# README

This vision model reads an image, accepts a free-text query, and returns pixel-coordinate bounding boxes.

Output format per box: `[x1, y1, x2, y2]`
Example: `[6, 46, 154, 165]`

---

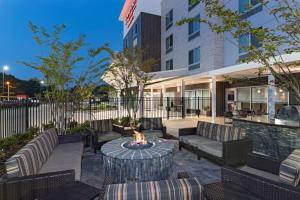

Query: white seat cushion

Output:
[39, 142, 83, 180]
[197, 142, 223, 158]
[180, 135, 223, 158]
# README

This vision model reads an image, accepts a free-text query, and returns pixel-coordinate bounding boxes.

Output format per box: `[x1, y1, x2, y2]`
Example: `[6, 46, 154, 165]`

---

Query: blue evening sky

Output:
[0, 0, 124, 80]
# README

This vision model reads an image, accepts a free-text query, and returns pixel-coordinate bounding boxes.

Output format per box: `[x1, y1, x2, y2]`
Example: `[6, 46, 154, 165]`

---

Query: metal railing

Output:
[0, 97, 211, 139]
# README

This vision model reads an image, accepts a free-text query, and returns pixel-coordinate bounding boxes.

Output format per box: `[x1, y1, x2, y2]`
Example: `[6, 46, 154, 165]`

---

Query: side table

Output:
[42, 181, 99, 200]
[204, 182, 260, 200]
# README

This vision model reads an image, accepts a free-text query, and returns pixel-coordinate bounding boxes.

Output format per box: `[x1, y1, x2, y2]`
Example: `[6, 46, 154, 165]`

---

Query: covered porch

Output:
[146, 53, 300, 120]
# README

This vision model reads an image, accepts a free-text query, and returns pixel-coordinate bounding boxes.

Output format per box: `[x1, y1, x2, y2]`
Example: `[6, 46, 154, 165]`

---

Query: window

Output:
[188, 0, 200, 11]
[237, 87, 251, 111]
[166, 9, 173, 30]
[188, 14, 200, 40]
[166, 59, 173, 70]
[188, 47, 200, 70]
[239, 31, 262, 54]
[133, 23, 138, 38]
[166, 35, 173, 53]
[239, 33, 250, 54]
[239, 0, 259, 13]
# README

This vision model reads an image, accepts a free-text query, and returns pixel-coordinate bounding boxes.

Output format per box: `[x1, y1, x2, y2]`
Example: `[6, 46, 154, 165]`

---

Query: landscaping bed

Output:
[0, 127, 39, 176]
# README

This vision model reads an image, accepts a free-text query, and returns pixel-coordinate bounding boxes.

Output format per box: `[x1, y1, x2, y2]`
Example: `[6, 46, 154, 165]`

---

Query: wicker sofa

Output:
[1, 128, 83, 200]
[179, 121, 252, 166]
[139, 117, 166, 139]
[103, 173, 204, 200]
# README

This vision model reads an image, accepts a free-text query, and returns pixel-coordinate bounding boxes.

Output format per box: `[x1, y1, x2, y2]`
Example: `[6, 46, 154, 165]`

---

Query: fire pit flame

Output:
[122, 130, 153, 150]
[132, 130, 147, 145]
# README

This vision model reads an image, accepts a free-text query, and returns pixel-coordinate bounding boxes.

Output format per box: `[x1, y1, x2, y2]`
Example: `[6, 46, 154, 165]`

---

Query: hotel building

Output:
[119, 0, 162, 73]
[119, 0, 300, 118]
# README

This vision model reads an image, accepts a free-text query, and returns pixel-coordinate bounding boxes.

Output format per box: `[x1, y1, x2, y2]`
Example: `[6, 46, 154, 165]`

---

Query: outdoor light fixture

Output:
[257, 89, 261, 94]
[3, 65, 9, 71]
[2, 65, 9, 96]
[40, 80, 45, 85]
[6, 81, 10, 100]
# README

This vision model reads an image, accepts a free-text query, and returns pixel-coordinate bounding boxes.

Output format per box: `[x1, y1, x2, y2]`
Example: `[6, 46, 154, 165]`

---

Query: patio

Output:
[1, 116, 300, 200]
[81, 140, 221, 189]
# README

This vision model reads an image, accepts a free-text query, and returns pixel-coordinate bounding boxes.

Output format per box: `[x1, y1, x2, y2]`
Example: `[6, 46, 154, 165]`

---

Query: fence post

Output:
[197, 97, 200, 117]
[167, 97, 170, 120]
[89, 97, 92, 121]
[182, 97, 185, 119]
[140, 97, 144, 118]
[25, 99, 29, 131]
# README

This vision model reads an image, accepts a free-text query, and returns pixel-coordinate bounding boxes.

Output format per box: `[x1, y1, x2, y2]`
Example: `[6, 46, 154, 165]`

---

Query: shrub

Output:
[43, 122, 55, 130]
[113, 117, 140, 127]
[68, 121, 78, 128]
[68, 121, 89, 135]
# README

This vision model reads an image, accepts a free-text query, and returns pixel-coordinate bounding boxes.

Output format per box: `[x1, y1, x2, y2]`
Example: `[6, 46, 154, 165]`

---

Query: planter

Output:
[79, 132, 90, 147]
[204, 110, 212, 116]
[113, 124, 135, 137]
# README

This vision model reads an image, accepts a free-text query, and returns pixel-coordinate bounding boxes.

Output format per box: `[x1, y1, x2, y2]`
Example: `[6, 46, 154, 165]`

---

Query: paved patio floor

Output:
[81, 140, 221, 189]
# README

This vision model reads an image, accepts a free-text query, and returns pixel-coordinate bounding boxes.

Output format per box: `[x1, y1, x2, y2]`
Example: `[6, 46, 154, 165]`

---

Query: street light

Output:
[2, 65, 9, 96]
[6, 81, 10, 100]
[40, 80, 45, 96]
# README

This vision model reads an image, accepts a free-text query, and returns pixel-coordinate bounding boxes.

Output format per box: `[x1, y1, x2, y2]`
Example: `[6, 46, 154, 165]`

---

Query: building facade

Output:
[119, 0, 300, 118]
[119, 0, 162, 72]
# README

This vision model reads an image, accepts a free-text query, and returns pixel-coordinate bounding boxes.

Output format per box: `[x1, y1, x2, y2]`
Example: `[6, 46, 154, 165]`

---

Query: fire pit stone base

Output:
[101, 137, 174, 183]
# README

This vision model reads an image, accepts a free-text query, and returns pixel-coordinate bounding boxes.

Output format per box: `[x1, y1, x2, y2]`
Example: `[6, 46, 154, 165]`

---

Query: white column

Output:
[150, 88, 154, 111]
[162, 86, 166, 118]
[162, 85, 166, 97]
[181, 80, 185, 97]
[268, 74, 276, 119]
[211, 76, 217, 122]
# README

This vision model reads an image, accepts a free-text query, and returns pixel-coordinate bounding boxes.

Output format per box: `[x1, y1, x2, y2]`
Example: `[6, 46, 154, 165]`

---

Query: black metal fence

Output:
[0, 97, 211, 139]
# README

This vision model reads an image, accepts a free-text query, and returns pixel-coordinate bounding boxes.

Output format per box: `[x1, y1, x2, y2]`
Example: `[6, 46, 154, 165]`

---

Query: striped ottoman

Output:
[104, 177, 204, 200]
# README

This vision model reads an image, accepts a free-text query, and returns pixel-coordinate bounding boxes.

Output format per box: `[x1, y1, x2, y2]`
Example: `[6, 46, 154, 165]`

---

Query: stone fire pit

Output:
[101, 137, 174, 183]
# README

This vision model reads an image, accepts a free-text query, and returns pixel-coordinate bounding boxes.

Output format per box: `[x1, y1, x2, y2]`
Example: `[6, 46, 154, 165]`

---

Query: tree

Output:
[178, 0, 300, 103]
[21, 22, 110, 132]
[104, 48, 155, 128]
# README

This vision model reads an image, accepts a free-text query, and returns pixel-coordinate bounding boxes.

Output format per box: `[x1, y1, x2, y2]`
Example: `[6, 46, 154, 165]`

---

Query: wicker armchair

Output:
[221, 167, 300, 200]
[89, 119, 122, 153]
[139, 117, 166, 139]
[0, 170, 75, 200]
